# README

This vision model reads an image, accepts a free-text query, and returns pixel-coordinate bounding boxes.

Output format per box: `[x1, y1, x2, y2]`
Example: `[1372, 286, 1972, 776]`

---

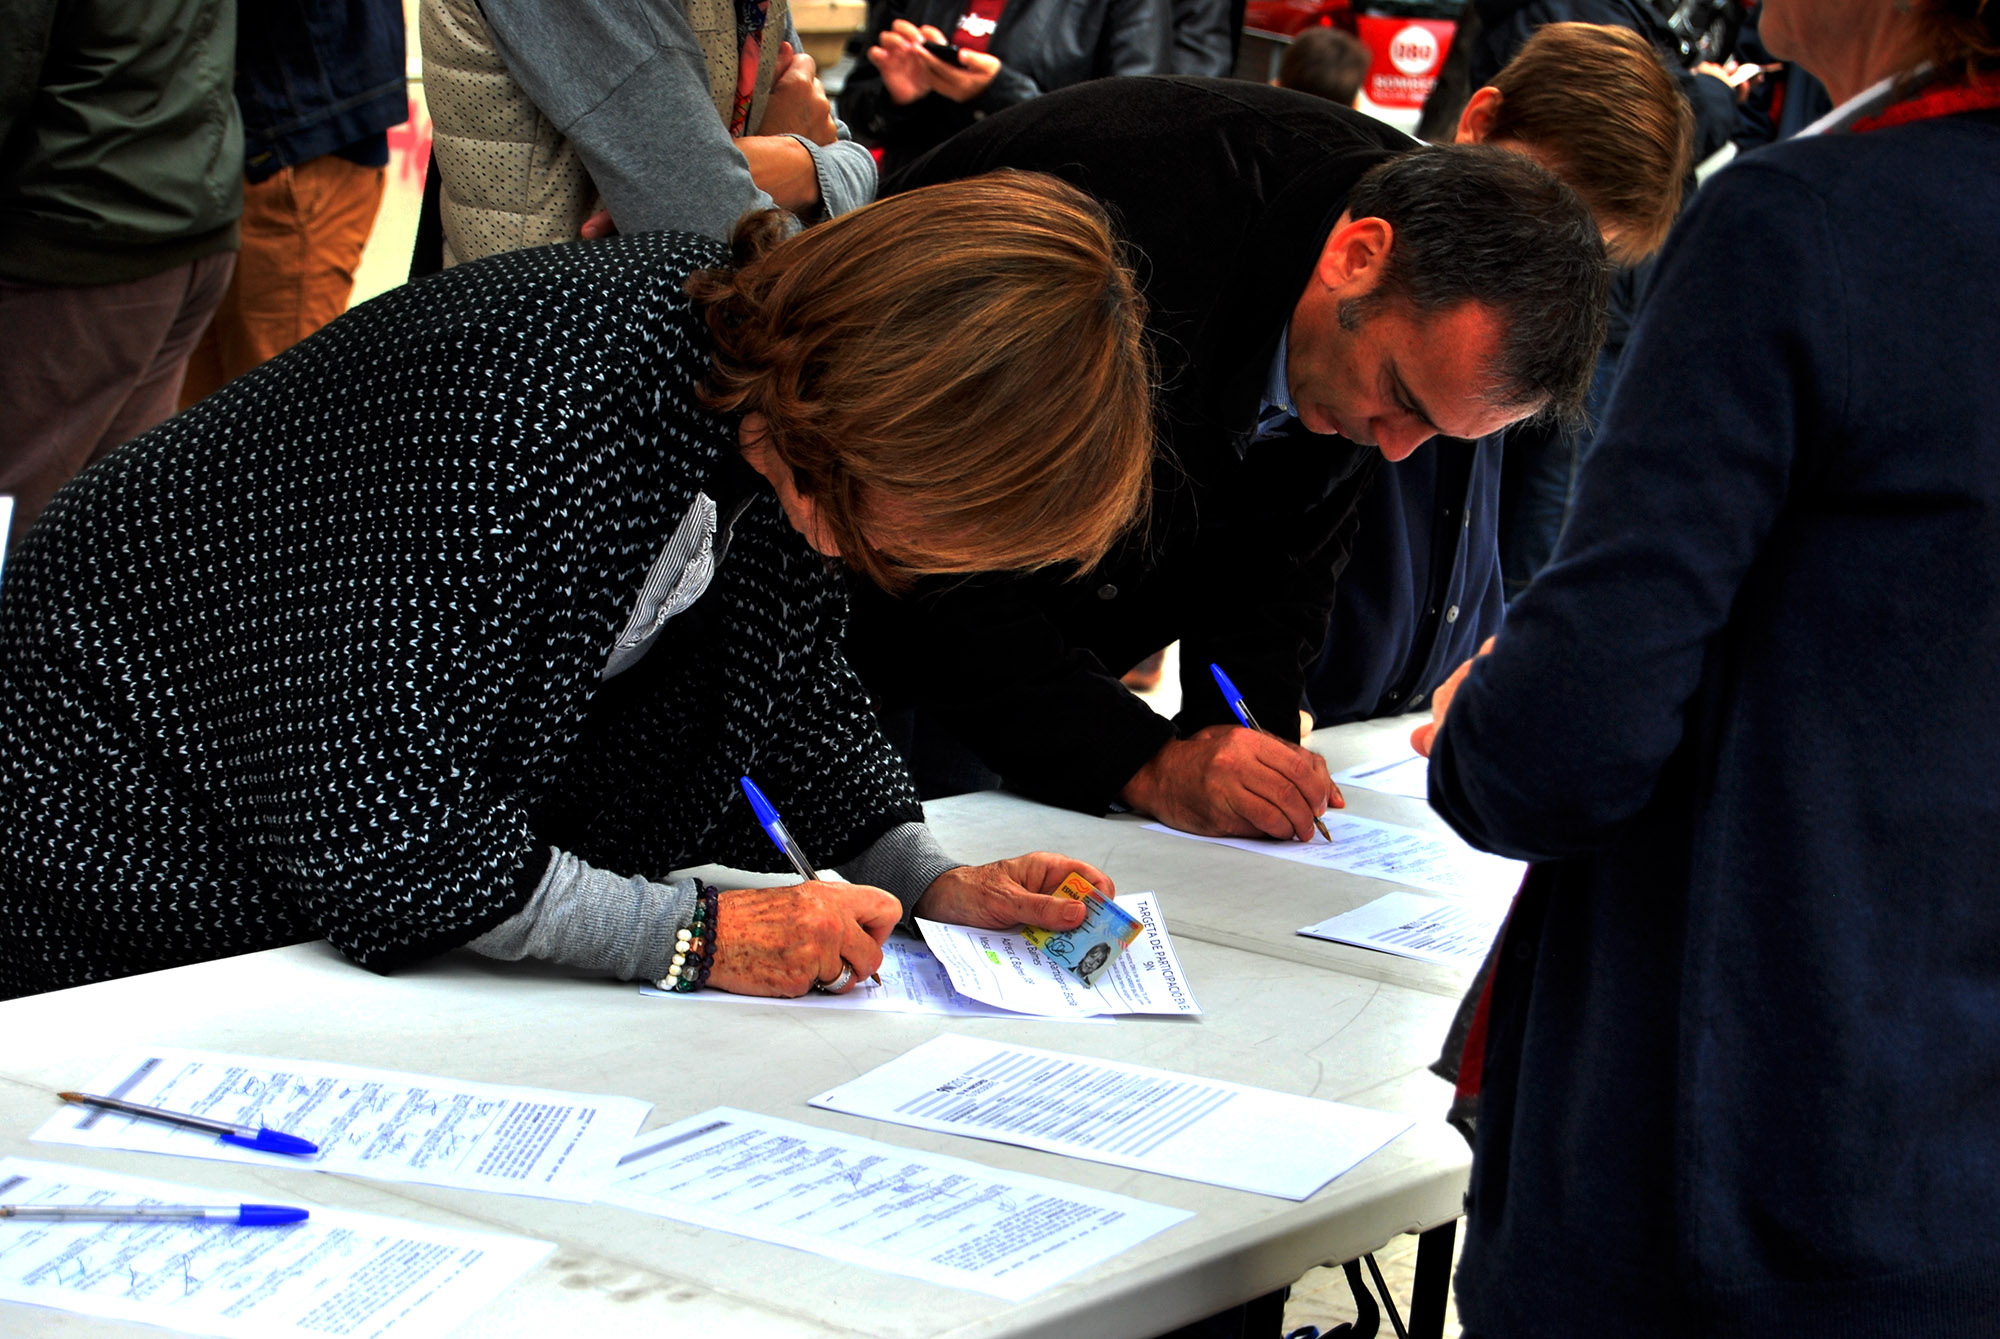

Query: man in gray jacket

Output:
[421, 0, 876, 264]
[0, 0, 242, 545]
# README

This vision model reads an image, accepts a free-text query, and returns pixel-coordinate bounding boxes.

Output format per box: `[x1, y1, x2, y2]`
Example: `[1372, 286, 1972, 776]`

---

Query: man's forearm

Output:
[738, 135, 820, 213]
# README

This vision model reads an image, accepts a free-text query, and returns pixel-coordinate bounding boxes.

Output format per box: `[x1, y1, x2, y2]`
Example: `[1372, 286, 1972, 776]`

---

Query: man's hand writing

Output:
[1121, 724, 1340, 841]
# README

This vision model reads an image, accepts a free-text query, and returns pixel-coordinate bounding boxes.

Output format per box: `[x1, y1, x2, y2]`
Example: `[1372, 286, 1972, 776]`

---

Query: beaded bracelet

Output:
[660, 882, 719, 992]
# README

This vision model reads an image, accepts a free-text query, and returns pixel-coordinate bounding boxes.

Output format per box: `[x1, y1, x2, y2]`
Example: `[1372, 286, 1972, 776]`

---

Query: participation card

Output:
[1021, 872, 1142, 987]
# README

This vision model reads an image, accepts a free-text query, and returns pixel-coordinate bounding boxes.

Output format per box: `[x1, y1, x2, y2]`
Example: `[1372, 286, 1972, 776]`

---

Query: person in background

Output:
[847, 77, 1608, 844]
[1413, 0, 2000, 1330]
[1169, 0, 1237, 76]
[1461, 0, 1739, 598]
[1305, 22, 1691, 729]
[837, 0, 1171, 174]
[417, 0, 875, 268]
[0, 174, 1152, 1002]
[0, 0, 239, 547]
[178, 0, 409, 408]
[1276, 26, 1371, 107]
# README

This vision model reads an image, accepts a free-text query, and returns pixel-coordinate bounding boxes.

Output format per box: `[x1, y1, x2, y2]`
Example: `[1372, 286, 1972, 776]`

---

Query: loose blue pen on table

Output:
[1208, 662, 1334, 842]
[1, 1202, 310, 1226]
[58, 1091, 319, 1157]
[739, 775, 882, 985]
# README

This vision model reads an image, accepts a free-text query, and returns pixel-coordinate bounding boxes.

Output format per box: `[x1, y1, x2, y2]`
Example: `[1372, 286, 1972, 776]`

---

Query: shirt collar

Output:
[1261, 328, 1294, 420]
[1797, 65, 1930, 137]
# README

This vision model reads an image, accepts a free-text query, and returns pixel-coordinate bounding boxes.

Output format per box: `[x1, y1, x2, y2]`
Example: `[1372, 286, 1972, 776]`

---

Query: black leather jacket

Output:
[837, 0, 1171, 172]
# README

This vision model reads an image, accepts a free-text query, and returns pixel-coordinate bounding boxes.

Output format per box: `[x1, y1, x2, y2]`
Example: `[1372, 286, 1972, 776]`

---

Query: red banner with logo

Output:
[1356, 15, 1456, 109]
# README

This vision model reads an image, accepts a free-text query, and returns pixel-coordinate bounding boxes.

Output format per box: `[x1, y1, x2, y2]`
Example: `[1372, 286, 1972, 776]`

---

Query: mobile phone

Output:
[922, 39, 967, 67]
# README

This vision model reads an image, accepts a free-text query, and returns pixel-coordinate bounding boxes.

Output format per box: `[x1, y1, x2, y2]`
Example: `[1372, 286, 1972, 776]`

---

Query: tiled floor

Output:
[1283, 1228, 1464, 1338]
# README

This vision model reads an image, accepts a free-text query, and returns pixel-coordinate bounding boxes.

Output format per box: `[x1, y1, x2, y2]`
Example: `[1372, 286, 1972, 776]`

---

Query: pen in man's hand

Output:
[1208, 663, 1335, 841]
[58, 1092, 319, 1157]
[1, 1202, 310, 1226]
[739, 776, 882, 984]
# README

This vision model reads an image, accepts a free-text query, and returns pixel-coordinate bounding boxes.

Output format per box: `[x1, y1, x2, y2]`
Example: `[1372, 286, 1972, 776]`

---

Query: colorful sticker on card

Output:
[1021, 873, 1143, 987]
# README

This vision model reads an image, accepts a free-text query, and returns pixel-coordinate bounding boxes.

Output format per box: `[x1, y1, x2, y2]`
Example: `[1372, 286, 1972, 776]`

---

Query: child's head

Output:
[1277, 27, 1373, 107]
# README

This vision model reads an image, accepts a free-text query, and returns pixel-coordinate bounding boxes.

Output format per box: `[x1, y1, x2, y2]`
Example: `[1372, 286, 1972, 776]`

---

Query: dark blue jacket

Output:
[1304, 435, 1504, 725]
[1432, 108, 2000, 1336]
[236, 0, 407, 181]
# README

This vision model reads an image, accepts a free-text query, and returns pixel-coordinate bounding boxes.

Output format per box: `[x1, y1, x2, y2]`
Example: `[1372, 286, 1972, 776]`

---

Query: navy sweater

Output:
[1305, 435, 1504, 726]
[1431, 110, 2000, 1334]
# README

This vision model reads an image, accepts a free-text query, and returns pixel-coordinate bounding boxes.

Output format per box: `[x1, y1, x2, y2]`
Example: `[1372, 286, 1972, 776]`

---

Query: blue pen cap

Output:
[739, 775, 782, 832]
[235, 1204, 311, 1226]
[1208, 663, 1251, 723]
[220, 1128, 320, 1158]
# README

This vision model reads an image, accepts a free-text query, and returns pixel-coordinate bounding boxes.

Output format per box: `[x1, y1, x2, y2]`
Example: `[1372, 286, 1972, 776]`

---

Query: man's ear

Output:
[1313, 214, 1394, 298]
[1455, 85, 1504, 145]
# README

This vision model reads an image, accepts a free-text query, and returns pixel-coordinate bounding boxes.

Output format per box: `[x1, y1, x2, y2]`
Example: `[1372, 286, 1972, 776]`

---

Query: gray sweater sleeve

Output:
[469, 848, 697, 982]
[480, 0, 875, 240]
[838, 821, 962, 922]
[471, 823, 956, 979]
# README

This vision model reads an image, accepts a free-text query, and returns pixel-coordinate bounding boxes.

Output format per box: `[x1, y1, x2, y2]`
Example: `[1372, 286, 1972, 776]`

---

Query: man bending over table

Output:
[844, 76, 1609, 843]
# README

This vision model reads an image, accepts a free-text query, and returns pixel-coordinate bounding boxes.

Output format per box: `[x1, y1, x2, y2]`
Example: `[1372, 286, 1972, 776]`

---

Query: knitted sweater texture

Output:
[0, 230, 922, 999]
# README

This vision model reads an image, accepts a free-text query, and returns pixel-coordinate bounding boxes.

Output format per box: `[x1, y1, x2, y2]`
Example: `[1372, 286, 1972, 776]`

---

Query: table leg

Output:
[1407, 1221, 1458, 1339]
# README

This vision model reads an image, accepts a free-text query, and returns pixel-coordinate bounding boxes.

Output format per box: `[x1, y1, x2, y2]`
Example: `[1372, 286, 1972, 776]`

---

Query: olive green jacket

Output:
[0, 0, 241, 284]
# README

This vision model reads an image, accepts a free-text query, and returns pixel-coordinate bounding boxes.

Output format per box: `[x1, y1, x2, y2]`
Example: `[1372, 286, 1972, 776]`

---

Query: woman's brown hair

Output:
[1916, 0, 2000, 75]
[686, 172, 1154, 593]
[1487, 23, 1694, 265]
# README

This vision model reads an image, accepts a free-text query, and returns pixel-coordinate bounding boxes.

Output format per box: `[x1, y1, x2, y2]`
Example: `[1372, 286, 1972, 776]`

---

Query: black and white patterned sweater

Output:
[0, 231, 924, 999]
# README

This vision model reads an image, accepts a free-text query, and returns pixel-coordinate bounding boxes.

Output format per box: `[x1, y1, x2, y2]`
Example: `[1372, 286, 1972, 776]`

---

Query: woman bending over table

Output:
[0, 173, 1152, 1002]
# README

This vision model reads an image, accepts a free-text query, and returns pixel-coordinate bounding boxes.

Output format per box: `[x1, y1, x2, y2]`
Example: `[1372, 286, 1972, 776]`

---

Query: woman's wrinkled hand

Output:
[1411, 636, 1497, 758]
[708, 881, 900, 996]
[912, 853, 1116, 932]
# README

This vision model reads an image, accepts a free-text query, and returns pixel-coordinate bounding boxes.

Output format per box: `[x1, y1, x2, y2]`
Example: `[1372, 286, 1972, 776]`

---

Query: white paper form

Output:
[810, 1034, 1412, 1200]
[637, 937, 1107, 1022]
[34, 1049, 650, 1202]
[916, 891, 1199, 1019]
[1142, 813, 1525, 899]
[0, 1157, 550, 1339]
[603, 1107, 1190, 1299]
[1299, 891, 1507, 967]
[1332, 752, 1431, 801]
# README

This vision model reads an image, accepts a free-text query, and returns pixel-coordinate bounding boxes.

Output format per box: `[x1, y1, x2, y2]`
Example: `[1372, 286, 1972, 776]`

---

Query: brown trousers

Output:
[0, 250, 235, 547]
[180, 155, 388, 407]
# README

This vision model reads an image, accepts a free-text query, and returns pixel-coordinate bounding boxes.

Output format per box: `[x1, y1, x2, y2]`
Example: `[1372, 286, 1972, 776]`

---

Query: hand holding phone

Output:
[922, 38, 966, 67]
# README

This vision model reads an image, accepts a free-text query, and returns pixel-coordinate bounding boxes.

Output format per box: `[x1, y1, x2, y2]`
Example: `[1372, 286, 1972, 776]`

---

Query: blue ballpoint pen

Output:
[739, 776, 881, 984]
[1208, 662, 1334, 842]
[59, 1091, 319, 1158]
[1, 1202, 311, 1226]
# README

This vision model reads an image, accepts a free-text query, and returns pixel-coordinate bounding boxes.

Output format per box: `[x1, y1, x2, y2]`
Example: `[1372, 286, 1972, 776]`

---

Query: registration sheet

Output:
[34, 1049, 650, 1202]
[1300, 891, 1508, 967]
[603, 1107, 1189, 1298]
[1143, 813, 1524, 899]
[638, 937, 1107, 1021]
[810, 1035, 1412, 1200]
[1332, 752, 1431, 801]
[0, 1157, 550, 1339]
[916, 892, 1199, 1019]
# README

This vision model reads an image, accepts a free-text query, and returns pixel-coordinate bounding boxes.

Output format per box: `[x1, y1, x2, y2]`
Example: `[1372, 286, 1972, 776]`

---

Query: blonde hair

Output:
[1487, 22, 1694, 264]
[686, 172, 1154, 593]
